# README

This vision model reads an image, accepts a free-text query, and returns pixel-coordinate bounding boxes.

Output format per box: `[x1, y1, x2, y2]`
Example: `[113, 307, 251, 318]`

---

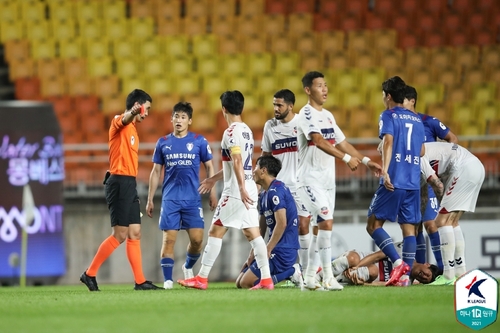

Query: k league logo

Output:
[455, 269, 498, 330]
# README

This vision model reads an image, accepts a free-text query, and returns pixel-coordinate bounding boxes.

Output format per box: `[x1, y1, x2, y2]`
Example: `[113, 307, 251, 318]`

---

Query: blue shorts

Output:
[367, 186, 421, 224]
[158, 200, 205, 230]
[422, 184, 439, 222]
[247, 247, 297, 281]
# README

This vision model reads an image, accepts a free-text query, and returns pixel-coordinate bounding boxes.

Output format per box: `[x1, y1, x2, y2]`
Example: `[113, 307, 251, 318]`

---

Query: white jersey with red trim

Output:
[261, 115, 300, 192]
[296, 104, 346, 190]
[220, 122, 258, 201]
[424, 142, 477, 176]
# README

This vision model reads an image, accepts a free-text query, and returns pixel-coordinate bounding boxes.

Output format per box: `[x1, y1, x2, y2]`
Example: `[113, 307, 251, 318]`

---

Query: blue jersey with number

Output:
[153, 132, 212, 201]
[379, 106, 425, 190]
[258, 179, 299, 250]
[418, 113, 450, 142]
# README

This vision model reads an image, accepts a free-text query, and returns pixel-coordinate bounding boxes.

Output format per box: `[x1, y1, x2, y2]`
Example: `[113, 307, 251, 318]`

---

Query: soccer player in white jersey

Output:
[296, 71, 382, 291]
[178, 90, 274, 290]
[420, 142, 485, 285]
[261, 89, 315, 276]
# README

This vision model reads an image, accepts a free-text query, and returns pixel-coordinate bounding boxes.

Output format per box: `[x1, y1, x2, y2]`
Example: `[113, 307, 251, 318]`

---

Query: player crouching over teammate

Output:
[236, 155, 302, 289]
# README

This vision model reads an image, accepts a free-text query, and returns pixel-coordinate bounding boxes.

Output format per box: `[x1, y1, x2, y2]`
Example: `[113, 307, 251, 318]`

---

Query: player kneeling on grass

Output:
[236, 155, 302, 289]
[328, 243, 442, 286]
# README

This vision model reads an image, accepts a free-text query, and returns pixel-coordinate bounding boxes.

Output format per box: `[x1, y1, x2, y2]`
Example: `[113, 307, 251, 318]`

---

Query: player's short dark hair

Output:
[126, 89, 152, 110]
[405, 85, 418, 108]
[274, 89, 295, 105]
[173, 102, 193, 119]
[428, 264, 443, 284]
[256, 155, 282, 177]
[382, 76, 406, 104]
[220, 90, 244, 115]
[302, 71, 324, 88]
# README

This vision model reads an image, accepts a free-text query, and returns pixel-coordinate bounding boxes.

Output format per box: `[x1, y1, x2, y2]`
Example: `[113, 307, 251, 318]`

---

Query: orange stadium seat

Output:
[154, 0, 182, 20]
[210, 15, 235, 36]
[289, 0, 315, 14]
[261, 14, 286, 36]
[432, 66, 460, 88]
[212, 0, 236, 17]
[218, 34, 240, 55]
[376, 48, 403, 72]
[130, 0, 154, 19]
[288, 13, 313, 35]
[364, 12, 386, 30]
[63, 58, 87, 79]
[242, 34, 267, 53]
[397, 30, 419, 49]
[8, 58, 36, 82]
[41, 77, 67, 98]
[73, 95, 100, 115]
[294, 31, 317, 55]
[429, 46, 455, 70]
[464, 65, 486, 85]
[405, 47, 430, 68]
[157, 16, 183, 36]
[68, 76, 93, 96]
[350, 49, 377, 69]
[327, 50, 350, 69]
[185, 0, 210, 18]
[93, 75, 120, 98]
[314, 13, 337, 32]
[426, 102, 451, 123]
[101, 94, 126, 115]
[236, 14, 261, 36]
[14, 77, 41, 100]
[347, 30, 373, 52]
[3, 39, 30, 63]
[152, 93, 180, 113]
[454, 45, 480, 69]
[301, 52, 324, 72]
[45, 95, 73, 119]
[319, 30, 345, 54]
[269, 32, 293, 53]
[37, 58, 63, 79]
[183, 16, 208, 36]
[446, 84, 469, 103]
[422, 30, 445, 48]
[240, 0, 264, 17]
[481, 45, 500, 68]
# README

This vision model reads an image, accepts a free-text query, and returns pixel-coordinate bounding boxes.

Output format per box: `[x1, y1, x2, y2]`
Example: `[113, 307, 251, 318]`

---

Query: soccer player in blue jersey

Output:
[236, 155, 301, 288]
[404, 85, 458, 271]
[146, 102, 217, 289]
[366, 76, 426, 287]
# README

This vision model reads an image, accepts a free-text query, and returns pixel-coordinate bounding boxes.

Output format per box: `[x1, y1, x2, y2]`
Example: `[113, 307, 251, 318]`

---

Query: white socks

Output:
[454, 226, 466, 277]
[298, 234, 310, 271]
[317, 230, 333, 280]
[332, 256, 349, 276]
[438, 226, 456, 280]
[199, 237, 222, 278]
[250, 236, 271, 280]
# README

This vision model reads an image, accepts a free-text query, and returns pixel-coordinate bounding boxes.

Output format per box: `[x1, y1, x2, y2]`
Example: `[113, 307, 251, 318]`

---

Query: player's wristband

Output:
[362, 157, 371, 165]
[342, 153, 351, 163]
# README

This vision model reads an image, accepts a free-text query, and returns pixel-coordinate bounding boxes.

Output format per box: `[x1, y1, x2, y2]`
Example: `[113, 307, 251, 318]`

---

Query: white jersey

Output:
[261, 115, 300, 191]
[423, 142, 478, 177]
[296, 104, 346, 190]
[221, 122, 258, 201]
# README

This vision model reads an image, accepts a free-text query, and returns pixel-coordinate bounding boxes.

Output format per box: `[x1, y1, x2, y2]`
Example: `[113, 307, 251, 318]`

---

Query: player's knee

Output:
[190, 239, 203, 251]
[346, 252, 360, 267]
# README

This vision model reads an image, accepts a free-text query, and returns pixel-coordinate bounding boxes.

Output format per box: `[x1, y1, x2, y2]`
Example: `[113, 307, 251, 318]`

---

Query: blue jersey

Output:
[258, 180, 299, 250]
[379, 106, 425, 190]
[152, 132, 212, 201]
[418, 113, 450, 142]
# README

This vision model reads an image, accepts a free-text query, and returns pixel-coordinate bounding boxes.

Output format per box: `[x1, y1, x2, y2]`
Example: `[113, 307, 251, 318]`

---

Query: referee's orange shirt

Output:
[108, 114, 139, 177]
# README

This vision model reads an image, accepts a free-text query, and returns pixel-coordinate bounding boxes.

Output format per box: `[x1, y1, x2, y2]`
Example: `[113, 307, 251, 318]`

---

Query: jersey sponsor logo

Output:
[271, 137, 298, 154]
[321, 128, 336, 144]
[186, 143, 193, 151]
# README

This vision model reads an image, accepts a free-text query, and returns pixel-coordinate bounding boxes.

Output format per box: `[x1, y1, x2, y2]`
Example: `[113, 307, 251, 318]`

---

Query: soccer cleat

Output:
[428, 275, 456, 286]
[301, 276, 325, 291]
[163, 280, 174, 289]
[178, 276, 208, 290]
[322, 276, 344, 291]
[134, 280, 162, 290]
[289, 263, 303, 287]
[182, 265, 194, 280]
[249, 281, 274, 290]
[395, 277, 410, 287]
[385, 262, 410, 286]
[80, 271, 100, 291]
[280, 280, 297, 288]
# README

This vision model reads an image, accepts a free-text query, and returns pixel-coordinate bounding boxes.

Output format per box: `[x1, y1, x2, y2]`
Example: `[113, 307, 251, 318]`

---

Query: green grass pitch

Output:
[1, 282, 499, 333]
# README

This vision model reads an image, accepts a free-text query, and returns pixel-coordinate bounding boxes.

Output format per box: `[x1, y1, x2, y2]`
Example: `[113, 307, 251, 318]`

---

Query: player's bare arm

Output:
[444, 130, 458, 144]
[198, 169, 223, 194]
[266, 208, 287, 257]
[203, 160, 218, 211]
[336, 140, 382, 176]
[232, 152, 254, 209]
[146, 163, 162, 218]
[381, 134, 394, 191]
[352, 251, 386, 269]
[309, 132, 360, 171]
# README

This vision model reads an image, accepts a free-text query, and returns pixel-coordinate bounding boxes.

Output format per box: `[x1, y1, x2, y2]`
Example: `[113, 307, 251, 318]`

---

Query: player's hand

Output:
[344, 268, 365, 285]
[198, 177, 216, 194]
[368, 161, 383, 177]
[347, 157, 360, 171]
[146, 201, 154, 218]
[129, 102, 142, 116]
[382, 172, 394, 191]
[209, 191, 217, 211]
[239, 187, 254, 209]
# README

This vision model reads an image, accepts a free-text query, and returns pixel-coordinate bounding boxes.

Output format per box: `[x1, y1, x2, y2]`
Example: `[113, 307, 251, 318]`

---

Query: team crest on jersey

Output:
[293, 126, 297, 135]
[186, 142, 194, 151]
[328, 117, 332, 124]
[320, 206, 329, 215]
[392, 113, 398, 119]
[131, 135, 135, 145]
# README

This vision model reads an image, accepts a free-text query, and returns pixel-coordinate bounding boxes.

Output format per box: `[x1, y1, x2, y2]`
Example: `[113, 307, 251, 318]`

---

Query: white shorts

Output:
[211, 195, 259, 229]
[440, 158, 485, 213]
[291, 191, 311, 218]
[297, 186, 336, 226]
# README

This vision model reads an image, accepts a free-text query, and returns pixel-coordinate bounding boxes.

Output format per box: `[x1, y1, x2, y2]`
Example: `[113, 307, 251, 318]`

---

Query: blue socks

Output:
[371, 228, 400, 263]
[415, 231, 426, 263]
[185, 253, 201, 269]
[160, 257, 174, 282]
[428, 231, 443, 270]
[402, 236, 416, 272]
[272, 266, 296, 285]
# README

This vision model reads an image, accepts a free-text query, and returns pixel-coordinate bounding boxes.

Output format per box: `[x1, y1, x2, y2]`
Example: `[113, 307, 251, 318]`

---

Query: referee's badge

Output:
[131, 135, 135, 146]
[186, 143, 193, 151]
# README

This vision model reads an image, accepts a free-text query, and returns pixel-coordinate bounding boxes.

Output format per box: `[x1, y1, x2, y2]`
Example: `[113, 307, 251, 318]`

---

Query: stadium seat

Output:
[327, 50, 350, 69]
[79, 20, 103, 40]
[85, 38, 111, 59]
[255, 73, 280, 96]
[376, 48, 403, 73]
[8, 58, 36, 82]
[138, 37, 163, 60]
[396, 30, 419, 49]
[288, 13, 313, 35]
[451, 101, 477, 123]
[269, 32, 292, 53]
[236, 14, 261, 36]
[447, 29, 469, 47]
[210, 15, 235, 36]
[226, 74, 253, 96]
[330, 68, 360, 90]
[481, 45, 500, 68]
[102, 0, 126, 20]
[464, 65, 485, 85]
[340, 87, 367, 108]
[211, 0, 236, 17]
[274, 52, 300, 74]
[220, 53, 247, 75]
[313, 13, 337, 32]
[422, 30, 446, 48]
[116, 58, 141, 79]
[100, 94, 125, 115]
[41, 77, 67, 97]
[319, 30, 345, 54]
[192, 34, 218, 57]
[121, 77, 148, 96]
[196, 55, 220, 77]
[3, 39, 30, 63]
[351, 50, 377, 69]
[93, 75, 120, 98]
[339, 13, 362, 32]
[364, 12, 386, 30]
[73, 95, 100, 115]
[347, 30, 373, 53]
[152, 93, 180, 113]
[414, 83, 445, 108]
[446, 84, 469, 103]
[189, 110, 216, 135]
[75, 1, 102, 22]
[48, 0, 75, 21]
[157, 16, 183, 36]
[242, 34, 267, 53]
[360, 67, 386, 90]
[25, 20, 50, 41]
[293, 31, 317, 55]
[148, 77, 174, 98]
[31, 39, 57, 59]
[164, 35, 190, 57]
[432, 65, 460, 88]
[427, 102, 451, 123]
[429, 46, 454, 70]
[183, 16, 208, 36]
[185, 0, 210, 18]
[58, 38, 84, 58]
[168, 56, 195, 76]
[51, 20, 76, 41]
[173, 74, 201, 95]
[470, 82, 497, 102]
[87, 57, 113, 77]
[45, 95, 73, 118]
[105, 19, 129, 40]
[0, 1, 20, 22]
[372, 29, 397, 51]
[14, 77, 41, 100]
[261, 14, 286, 36]
[154, 0, 182, 20]
[454, 45, 480, 70]
[182, 92, 209, 113]
[248, 53, 273, 76]
[301, 52, 324, 72]
[240, 0, 264, 16]
[130, 0, 154, 19]
[405, 47, 430, 68]
[36, 58, 63, 79]
[0, 21, 25, 42]
[476, 100, 500, 124]
[62, 58, 86, 79]
[68, 76, 93, 96]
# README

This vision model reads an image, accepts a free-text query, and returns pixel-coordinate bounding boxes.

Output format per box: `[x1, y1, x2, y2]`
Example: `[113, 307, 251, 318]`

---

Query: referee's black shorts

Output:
[104, 174, 141, 227]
